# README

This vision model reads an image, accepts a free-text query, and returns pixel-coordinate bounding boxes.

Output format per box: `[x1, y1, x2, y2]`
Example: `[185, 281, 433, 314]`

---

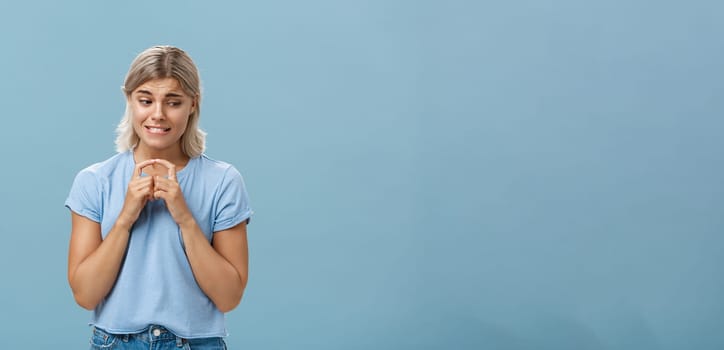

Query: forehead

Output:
[133, 78, 186, 95]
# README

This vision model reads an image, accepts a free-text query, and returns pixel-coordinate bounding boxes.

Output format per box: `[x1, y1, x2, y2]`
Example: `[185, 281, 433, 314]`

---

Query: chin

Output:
[140, 139, 181, 151]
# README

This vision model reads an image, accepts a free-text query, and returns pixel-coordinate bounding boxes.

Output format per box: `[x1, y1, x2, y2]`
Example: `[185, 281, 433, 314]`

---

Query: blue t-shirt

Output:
[65, 151, 252, 338]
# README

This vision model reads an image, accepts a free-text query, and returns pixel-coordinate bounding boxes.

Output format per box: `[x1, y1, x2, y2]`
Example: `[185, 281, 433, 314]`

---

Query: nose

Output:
[151, 103, 165, 120]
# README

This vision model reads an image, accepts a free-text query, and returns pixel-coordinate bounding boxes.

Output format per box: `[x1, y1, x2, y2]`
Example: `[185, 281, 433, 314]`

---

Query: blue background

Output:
[1, 1, 723, 349]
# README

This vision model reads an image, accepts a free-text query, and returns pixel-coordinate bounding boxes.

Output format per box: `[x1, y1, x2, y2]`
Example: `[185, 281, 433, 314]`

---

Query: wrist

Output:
[177, 213, 198, 231]
[114, 214, 134, 232]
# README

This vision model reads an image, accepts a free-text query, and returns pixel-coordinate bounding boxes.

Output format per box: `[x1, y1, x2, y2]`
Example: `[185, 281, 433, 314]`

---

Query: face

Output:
[129, 77, 196, 155]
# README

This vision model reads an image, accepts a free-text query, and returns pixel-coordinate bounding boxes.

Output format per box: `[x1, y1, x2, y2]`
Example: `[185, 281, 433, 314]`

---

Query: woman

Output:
[66, 45, 252, 349]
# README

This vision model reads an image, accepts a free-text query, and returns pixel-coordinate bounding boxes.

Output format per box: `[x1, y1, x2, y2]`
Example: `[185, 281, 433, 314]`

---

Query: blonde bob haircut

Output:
[115, 45, 206, 158]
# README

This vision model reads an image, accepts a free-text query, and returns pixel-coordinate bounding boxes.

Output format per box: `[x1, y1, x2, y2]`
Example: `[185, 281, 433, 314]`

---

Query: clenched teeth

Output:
[146, 126, 171, 133]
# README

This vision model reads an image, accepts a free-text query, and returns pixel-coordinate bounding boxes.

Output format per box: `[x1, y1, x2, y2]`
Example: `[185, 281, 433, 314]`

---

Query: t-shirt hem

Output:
[89, 323, 228, 339]
[65, 204, 100, 223]
[214, 209, 254, 232]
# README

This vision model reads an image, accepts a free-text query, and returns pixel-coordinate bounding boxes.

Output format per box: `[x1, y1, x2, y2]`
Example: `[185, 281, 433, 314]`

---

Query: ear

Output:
[189, 94, 199, 115]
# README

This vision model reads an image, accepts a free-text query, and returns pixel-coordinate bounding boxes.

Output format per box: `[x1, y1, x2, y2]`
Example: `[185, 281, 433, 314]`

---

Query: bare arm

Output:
[67, 159, 156, 310]
[179, 220, 249, 312]
[67, 213, 132, 310]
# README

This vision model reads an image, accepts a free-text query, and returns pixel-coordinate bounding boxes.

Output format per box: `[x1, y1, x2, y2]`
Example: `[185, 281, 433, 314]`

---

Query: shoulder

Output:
[194, 154, 243, 178]
[73, 151, 131, 182]
[189, 154, 249, 193]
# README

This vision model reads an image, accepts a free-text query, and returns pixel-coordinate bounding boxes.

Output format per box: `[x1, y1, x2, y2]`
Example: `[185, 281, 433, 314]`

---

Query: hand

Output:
[118, 159, 157, 228]
[152, 159, 193, 225]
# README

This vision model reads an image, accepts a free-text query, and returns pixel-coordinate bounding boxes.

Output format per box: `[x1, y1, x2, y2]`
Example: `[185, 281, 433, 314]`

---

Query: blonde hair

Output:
[115, 45, 206, 157]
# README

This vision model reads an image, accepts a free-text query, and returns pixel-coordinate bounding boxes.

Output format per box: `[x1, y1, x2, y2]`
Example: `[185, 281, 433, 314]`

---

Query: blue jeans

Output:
[89, 325, 227, 350]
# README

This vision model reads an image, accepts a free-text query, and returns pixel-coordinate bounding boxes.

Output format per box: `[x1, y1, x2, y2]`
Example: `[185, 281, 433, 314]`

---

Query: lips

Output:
[145, 126, 171, 134]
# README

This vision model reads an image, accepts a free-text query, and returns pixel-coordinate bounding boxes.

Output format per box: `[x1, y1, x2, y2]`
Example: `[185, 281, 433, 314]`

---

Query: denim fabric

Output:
[89, 326, 226, 350]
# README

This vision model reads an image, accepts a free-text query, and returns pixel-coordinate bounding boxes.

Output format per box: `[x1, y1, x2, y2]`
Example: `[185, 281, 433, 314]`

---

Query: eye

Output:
[167, 101, 183, 107]
[138, 99, 152, 106]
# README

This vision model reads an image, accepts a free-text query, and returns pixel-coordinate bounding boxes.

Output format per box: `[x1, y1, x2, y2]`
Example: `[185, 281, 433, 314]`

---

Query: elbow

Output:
[217, 302, 238, 313]
[216, 288, 245, 313]
[69, 274, 100, 310]
[72, 290, 100, 311]
[75, 297, 98, 311]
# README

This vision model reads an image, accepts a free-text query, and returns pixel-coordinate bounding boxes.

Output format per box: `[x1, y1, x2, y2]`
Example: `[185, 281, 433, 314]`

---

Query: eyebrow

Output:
[135, 89, 185, 98]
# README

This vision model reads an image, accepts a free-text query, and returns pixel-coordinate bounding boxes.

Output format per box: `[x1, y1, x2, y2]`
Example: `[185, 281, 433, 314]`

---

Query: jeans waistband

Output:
[94, 325, 187, 346]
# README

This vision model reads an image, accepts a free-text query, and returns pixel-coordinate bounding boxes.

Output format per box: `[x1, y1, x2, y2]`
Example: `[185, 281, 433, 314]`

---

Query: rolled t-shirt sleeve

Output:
[65, 169, 102, 223]
[213, 167, 253, 232]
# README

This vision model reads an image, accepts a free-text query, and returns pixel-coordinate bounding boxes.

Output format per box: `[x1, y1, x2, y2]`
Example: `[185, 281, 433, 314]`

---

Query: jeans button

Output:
[153, 328, 161, 337]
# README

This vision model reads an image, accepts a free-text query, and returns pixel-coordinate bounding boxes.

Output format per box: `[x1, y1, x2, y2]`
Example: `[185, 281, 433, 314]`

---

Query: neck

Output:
[133, 143, 189, 166]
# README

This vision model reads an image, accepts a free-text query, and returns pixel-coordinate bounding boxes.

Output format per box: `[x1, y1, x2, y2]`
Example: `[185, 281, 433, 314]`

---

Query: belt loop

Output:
[176, 335, 184, 347]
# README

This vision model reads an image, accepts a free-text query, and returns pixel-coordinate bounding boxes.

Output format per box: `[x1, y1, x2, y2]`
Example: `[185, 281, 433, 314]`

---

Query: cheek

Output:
[129, 108, 149, 134]
[173, 112, 192, 131]
[130, 105, 146, 123]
